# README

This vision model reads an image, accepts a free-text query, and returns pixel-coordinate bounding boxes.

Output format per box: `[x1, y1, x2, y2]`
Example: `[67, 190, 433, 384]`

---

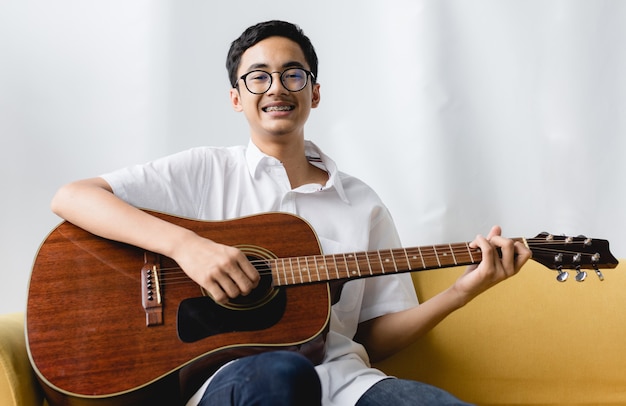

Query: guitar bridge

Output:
[141, 251, 163, 326]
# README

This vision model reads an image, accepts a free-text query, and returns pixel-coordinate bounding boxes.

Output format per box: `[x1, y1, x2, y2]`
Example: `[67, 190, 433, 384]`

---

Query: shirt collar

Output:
[245, 139, 350, 204]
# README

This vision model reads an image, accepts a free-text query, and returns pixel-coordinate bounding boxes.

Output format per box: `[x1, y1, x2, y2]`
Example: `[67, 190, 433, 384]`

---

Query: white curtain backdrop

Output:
[1, 0, 625, 314]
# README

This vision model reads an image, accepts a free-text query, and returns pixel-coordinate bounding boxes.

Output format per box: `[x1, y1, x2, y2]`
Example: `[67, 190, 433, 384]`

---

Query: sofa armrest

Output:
[0, 312, 45, 406]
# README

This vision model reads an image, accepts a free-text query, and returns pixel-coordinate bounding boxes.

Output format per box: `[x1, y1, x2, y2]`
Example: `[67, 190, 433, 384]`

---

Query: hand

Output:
[453, 225, 531, 305]
[172, 232, 260, 304]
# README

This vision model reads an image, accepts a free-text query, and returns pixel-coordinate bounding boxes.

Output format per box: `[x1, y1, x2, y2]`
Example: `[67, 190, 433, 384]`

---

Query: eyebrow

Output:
[245, 61, 306, 72]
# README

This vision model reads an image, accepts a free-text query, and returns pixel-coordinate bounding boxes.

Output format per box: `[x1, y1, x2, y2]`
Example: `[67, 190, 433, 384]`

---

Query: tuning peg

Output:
[575, 266, 587, 282]
[555, 265, 569, 282]
[570, 253, 587, 282]
[553, 253, 568, 282]
[591, 253, 605, 281]
[593, 265, 605, 281]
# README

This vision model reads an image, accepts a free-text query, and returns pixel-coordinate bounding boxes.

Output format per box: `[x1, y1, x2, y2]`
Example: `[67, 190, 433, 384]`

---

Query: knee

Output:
[261, 351, 321, 403]
[264, 351, 318, 382]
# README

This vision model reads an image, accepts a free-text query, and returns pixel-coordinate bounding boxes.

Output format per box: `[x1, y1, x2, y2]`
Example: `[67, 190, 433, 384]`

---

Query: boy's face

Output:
[230, 36, 320, 143]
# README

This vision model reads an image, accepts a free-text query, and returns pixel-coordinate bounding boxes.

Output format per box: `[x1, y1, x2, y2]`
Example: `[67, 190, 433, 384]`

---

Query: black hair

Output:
[226, 20, 318, 88]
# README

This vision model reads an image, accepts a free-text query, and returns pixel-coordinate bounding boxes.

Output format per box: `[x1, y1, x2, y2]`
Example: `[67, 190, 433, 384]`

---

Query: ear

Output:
[311, 83, 321, 108]
[230, 88, 244, 112]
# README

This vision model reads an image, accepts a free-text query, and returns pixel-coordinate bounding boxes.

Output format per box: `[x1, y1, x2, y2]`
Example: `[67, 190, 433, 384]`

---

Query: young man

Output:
[51, 20, 530, 405]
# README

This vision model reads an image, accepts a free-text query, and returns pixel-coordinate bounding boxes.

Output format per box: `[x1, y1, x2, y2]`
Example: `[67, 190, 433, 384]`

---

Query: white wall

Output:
[1, 0, 625, 315]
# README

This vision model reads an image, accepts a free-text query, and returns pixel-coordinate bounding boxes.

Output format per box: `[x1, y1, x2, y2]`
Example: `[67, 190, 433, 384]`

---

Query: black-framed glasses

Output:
[236, 68, 315, 95]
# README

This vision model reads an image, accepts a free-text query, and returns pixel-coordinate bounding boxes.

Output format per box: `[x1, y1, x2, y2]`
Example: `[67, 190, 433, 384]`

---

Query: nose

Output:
[266, 71, 288, 95]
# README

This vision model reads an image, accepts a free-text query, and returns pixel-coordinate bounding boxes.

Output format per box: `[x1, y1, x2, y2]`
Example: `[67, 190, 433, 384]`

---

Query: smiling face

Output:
[229, 36, 320, 146]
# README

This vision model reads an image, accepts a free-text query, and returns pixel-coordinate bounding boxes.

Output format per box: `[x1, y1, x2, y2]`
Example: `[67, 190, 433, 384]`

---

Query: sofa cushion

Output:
[375, 259, 626, 405]
[0, 312, 44, 406]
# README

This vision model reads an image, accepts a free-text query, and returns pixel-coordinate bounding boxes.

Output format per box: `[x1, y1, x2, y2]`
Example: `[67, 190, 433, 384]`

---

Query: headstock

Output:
[528, 233, 619, 282]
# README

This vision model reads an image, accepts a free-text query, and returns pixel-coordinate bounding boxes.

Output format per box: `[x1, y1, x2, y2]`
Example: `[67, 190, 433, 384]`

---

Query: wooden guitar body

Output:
[26, 212, 330, 405]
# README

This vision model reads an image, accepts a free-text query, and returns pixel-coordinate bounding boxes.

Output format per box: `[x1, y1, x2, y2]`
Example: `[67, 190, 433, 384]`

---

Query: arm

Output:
[51, 177, 259, 303]
[354, 226, 532, 363]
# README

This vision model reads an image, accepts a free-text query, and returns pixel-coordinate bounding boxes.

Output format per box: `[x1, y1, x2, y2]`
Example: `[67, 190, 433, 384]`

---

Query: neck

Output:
[252, 135, 328, 189]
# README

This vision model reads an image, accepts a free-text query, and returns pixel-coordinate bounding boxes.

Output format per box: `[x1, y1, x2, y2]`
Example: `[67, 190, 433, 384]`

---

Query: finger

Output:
[513, 240, 532, 269]
[486, 225, 502, 240]
[469, 233, 485, 250]
[490, 235, 516, 276]
[228, 258, 260, 296]
[204, 276, 238, 304]
[472, 234, 496, 264]
[237, 253, 261, 287]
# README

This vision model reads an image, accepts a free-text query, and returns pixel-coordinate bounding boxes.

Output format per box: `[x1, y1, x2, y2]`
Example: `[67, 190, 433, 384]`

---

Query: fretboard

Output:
[269, 240, 516, 287]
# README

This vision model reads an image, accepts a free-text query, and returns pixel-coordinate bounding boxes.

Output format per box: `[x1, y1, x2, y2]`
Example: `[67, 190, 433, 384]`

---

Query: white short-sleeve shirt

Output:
[101, 140, 418, 406]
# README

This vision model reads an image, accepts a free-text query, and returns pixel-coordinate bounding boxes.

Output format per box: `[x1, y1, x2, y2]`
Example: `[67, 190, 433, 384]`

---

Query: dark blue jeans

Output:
[356, 377, 473, 405]
[198, 351, 472, 405]
[198, 351, 321, 406]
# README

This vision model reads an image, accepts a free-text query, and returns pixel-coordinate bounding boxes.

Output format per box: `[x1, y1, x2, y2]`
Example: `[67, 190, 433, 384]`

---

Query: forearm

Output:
[355, 285, 467, 363]
[50, 177, 195, 258]
[51, 177, 260, 303]
[357, 229, 531, 363]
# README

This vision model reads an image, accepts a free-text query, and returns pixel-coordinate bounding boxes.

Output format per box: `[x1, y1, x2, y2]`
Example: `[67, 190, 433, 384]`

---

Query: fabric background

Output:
[1, 0, 624, 313]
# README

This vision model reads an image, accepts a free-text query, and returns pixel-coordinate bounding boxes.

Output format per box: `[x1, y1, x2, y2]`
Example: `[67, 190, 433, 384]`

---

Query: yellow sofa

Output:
[3, 259, 625, 406]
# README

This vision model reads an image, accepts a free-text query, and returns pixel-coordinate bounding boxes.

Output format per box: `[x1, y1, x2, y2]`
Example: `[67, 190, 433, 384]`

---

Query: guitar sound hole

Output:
[222, 257, 278, 310]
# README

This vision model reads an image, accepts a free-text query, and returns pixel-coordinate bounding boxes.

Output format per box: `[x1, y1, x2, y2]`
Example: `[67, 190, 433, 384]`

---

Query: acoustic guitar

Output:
[26, 211, 618, 405]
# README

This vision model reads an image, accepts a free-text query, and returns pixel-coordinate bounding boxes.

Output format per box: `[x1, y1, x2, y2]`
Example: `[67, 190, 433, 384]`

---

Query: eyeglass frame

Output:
[235, 67, 316, 95]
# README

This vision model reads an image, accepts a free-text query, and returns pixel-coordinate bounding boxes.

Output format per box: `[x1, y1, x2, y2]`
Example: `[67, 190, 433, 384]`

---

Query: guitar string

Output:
[157, 240, 599, 274]
[150, 242, 603, 287]
[153, 242, 600, 275]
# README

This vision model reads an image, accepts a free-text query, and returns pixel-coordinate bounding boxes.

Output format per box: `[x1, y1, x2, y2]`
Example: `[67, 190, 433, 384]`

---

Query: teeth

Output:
[264, 105, 293, 112]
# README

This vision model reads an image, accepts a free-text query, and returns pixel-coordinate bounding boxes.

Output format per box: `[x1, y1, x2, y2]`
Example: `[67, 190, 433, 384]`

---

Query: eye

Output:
[248, 71, 270, 82]
[284, 69, 305, 80]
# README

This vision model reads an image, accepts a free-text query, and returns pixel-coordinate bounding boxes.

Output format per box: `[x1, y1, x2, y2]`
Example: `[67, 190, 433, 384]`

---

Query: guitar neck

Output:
[270, 238, 524, 287]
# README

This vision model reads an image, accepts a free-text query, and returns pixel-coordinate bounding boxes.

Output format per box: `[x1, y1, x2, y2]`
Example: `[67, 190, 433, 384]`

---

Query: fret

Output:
[377, 251, 386, 274]
[402, 248, 413, 271]
[433, 244, 458, 267]
[343, 253, 359, 278]
[352, 253, 362, 277]
[296, 256, 304, 284]
[331, 254, 340, 279]
[312, 256, 321, 282]
[389, 249, 399, 272]
[288, 257, 296, 284]
[467, 243, 476, 263]
[284, 258, 291, 284]
[271, 259, 279, 286]
[465, 242, 476, 264]
[396, 248, 412, 271]
[449, 243, 458, 265]
[417, 246, 426, 268]
[364, 251, 386, 276]
[278, 258, 285, 285]
[339, 254, 347, 278]
[459, 242, 480, 265]
[404, 248, 425, 270]
[378, 250, 398, 274]
[304, 256, 312, 283]
[418, 245, 436, 268]
[432, 245, 442, 267]
[362, 252, 374, 276]
[322, 255, 332, 280]
[275, 258, 283, 285]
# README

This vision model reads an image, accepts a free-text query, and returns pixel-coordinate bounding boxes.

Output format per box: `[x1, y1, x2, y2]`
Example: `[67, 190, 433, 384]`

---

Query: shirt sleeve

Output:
[100, 148, 208, 218]
[358, 205, 419, 323]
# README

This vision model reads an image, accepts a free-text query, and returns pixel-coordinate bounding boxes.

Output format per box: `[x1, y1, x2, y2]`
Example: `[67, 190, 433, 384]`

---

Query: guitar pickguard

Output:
[177, 289, 286, 343]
